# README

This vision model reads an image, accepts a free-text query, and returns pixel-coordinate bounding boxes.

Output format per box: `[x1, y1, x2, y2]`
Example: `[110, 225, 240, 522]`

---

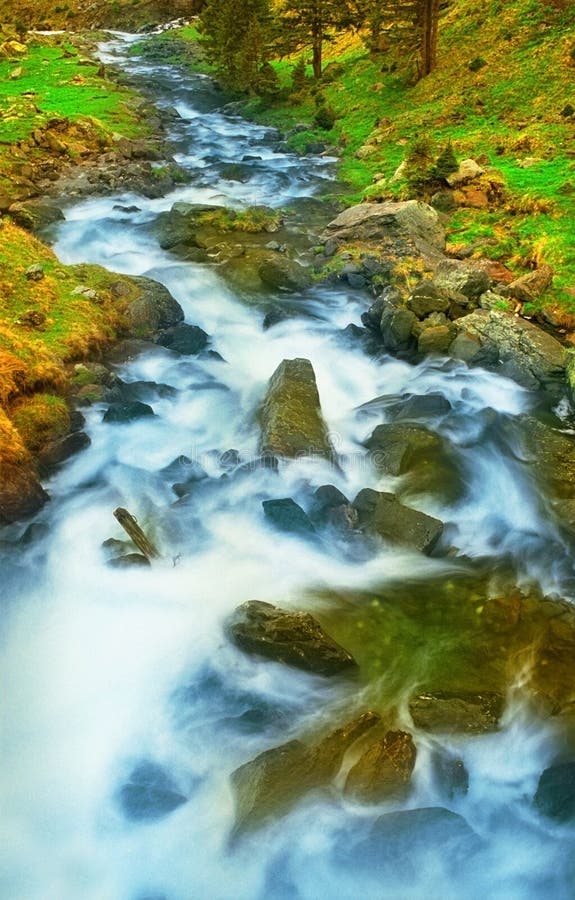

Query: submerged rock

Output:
[231, 712, 379, 832]
[353, 488, 444, 554]
[409, 690, 504, 734]
[103, 401, 155, 424]
[259, 358, 334, 461]
[534, 761, 575, 823]
[227, 600, 357, 676]
[117, 761, 189, 821]
[345, 730, 417, 802]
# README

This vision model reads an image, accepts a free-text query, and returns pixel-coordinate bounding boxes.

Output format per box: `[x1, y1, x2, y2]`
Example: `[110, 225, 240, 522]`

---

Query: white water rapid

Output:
[2, 33, 575, 900]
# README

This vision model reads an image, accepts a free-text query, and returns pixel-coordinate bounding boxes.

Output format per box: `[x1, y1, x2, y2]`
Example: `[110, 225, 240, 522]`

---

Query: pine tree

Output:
[279, 0, 356, 79]
[198, 0, 275, 93]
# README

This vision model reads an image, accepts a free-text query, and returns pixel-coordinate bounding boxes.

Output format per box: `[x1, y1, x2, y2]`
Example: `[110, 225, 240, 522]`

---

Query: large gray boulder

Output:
[228, 600, 357, 675]
[124, 275, 184, 335]
[449, 308, 568, 394]
[259, 358, 334, 460]
[353, 488, 444, 554]
[321, 200, 445, 259]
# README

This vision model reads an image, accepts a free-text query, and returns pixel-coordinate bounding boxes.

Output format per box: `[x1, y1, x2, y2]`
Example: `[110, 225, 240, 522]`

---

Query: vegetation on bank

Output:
[146, 1, 575, 313]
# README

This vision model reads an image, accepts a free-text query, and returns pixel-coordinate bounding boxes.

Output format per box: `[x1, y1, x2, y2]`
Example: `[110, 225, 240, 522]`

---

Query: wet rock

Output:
[520, 416, 575, 498]
[38, 431, 90, 471]
[259, 358, 334, 461]
[228, 600, 358, 676]
[124, 276, 184, 335]
[449, 309, 567, 394]
[392, 392, 452, 420]
[343, 807, 481, 875]
[104, 379, 177, 404]
[309, 484, 350, 522]
[231, 712, 379, 832]
[0, 464, 49, 525]
[117, 761, 189, 821]
[409, 690, 504, 734]
[103, 401, 155, 424]
[108, 553, 151, 569]
[321, 201, 445, 259]
[258, 256, 313, 293]
[156, 323, 209, 355]
[430, 750, 469, 798]
[353, 488, 444, 554]
[345, 730, 417, 802]
[418, 325, 453, 355]
[534, 762, 575, 823]
[364, 423, 444, 478]
[262, 498, 316, 537]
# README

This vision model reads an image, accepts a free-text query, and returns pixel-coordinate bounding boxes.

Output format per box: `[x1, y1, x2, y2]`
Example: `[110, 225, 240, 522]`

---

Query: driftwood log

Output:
[113, 507, 161, 560]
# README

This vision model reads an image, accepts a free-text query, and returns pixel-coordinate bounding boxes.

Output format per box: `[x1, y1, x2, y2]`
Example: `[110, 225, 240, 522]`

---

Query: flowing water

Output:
[2, 33, 575, 900]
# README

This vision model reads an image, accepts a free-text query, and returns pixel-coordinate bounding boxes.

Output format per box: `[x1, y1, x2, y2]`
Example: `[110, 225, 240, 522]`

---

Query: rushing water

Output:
[2, 33, 575, 900]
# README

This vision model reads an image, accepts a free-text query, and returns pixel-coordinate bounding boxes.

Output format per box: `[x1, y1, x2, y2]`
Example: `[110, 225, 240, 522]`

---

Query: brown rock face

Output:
[0, 463, 49, 524]
[228, 600, 358, 676]
[345, 730, 417, 802]
[231, 712, 380, 832]
[409, 690, 504, 734]
[259, 358, 334, 460]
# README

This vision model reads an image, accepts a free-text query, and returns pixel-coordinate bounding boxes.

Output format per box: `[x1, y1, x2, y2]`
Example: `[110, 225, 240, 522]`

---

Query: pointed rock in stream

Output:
[227, 600, 357, 676]
[259, 358, 335, 461]
[353, 488, 444, 555]
[231, 711, 380, 833]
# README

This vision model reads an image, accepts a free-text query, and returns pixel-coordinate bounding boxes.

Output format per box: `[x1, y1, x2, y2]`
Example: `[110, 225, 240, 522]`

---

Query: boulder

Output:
[502, 265, 554, 303]
[407, 280, 450, 318]
[432, 258, 491, 304]
[418, 325, 453, 355]
[156, 323, 209, 355]
[258, 256, 313, 293]
[446, 158, 485, 188]
[449, 308, 568, 394]
[342, 807, 481, 875]
[0, 464, 49, 524]
[117, 761, 189, 821]
[124, 275, 184, 335]
[259, 358, 334, 460]
[353, 488, 444, 554]
[227, 600, 357, 676]
[262, 498, 316, 537]
[344, 730, 417, 802]
[364, 423, 444, 478]
[103, 401, 155, 424]
[8, 200, 65, 233]
[409, 690, 504, 733]
[380, 304, 418, 352]
[520, 416, 575, 498]
[38, 431, 90, 471]
[534, 762, 575, 823]
[321, 201, 445, 259]
[231, 712, 379, 832]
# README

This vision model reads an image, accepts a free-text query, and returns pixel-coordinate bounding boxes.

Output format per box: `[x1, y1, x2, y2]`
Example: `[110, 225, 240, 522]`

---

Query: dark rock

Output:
[117, 761, 189, 821]
[409, 690, 504, 733]
[228, 600, 357, 676]
[344, 730, 417, 802]
[344, 807, 481, 875]
[262, 498, 316, 537]
[353, 488, 444, 554]
[418, 325, 453, 355]
[309, 484, 350, 525]
[0, 464, 49, 525]
[362, 297, 385, 331]
[380, 303, 417, 352]
[431, 750, 469, 798]
[124, 276, 184, 335]
[391, 392, 452, 420]
[104, 379, 177, 404]
[108, 553, 151, 569]
[258, 256, 313, 293]
[9, 200, 65, 232]
[103, 402, 155, 424]
[231, 712, 379, 832]
[534, 762, 575, 823]
[520, 416, 575, 498]
[38, 431, 90, 470]
[259, 358, 334, 461]
[156, 323, 209, 355]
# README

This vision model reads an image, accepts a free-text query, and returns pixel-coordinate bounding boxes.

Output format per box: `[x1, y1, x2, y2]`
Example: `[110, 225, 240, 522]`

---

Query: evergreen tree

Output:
[358, 0, 441, 78]
[198, 0, 275, 93]
[279, 0, 356, 79]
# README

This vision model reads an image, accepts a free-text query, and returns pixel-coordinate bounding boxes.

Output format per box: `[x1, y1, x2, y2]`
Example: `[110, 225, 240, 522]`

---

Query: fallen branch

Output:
[113, 506, 161, 560]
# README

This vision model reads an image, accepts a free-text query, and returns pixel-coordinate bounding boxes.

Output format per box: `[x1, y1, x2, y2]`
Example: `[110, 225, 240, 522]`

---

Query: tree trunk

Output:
[312, 22, 322, 78]
[420, 0, 439, 76]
